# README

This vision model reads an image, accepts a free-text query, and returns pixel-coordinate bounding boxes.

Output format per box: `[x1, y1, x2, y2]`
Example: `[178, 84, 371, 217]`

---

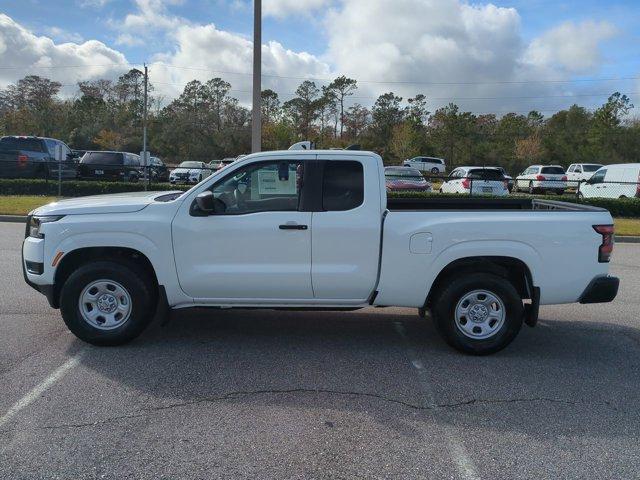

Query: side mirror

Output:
[196, 191, 215, 213]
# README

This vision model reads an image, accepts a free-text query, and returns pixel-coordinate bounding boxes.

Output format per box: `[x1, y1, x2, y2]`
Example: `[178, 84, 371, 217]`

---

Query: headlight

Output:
[29, 215, 64, 239]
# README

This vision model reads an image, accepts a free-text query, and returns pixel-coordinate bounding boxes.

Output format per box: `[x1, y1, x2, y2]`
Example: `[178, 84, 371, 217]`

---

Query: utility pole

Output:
[251, 0, 262, 153]
[143, 63, 149, 190]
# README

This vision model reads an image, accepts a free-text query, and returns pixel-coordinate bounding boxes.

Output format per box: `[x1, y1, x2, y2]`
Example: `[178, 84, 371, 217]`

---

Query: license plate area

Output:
[95, 170, 104, 175]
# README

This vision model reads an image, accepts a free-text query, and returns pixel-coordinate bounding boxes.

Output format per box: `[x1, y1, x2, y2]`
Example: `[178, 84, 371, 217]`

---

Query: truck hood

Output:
[31, 191, 182, 216]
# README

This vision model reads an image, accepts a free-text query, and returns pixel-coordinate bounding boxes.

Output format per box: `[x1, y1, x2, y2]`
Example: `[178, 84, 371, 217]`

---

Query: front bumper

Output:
[579, 275, 620, 304]
[22, 241, 58, 308]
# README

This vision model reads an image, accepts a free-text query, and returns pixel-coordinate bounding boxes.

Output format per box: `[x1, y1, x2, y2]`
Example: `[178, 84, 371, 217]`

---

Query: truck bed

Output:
[387, 197, 606, 212]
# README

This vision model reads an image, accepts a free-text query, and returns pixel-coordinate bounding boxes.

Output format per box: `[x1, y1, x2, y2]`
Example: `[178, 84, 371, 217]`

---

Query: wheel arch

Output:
[424, 255, 535, 309]
[52, 246, 159, 308]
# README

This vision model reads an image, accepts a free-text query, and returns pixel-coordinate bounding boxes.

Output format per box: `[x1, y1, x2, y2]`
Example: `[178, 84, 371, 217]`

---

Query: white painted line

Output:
[0, 351, 84, 429]
[394, 322, 480, 480]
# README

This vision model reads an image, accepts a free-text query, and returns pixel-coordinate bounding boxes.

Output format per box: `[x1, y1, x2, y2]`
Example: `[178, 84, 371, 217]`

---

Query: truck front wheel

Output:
[432, 273, 523, 355]
[60, 260, 157, 346]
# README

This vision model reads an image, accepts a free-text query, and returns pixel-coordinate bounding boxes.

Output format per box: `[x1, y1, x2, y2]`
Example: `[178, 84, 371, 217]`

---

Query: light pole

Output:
[251, 0, 262, 153]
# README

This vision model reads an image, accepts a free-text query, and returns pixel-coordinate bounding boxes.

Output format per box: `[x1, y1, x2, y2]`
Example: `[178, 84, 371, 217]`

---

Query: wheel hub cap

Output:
[468, 303, 489, 323]
[96, 293, 118, 314]
[78, 279, 132, 331]
[454, 289, 506, 340]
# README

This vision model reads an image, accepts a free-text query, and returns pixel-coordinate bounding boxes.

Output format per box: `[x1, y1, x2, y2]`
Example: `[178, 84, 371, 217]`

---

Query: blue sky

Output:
[1, 0, 639, 114]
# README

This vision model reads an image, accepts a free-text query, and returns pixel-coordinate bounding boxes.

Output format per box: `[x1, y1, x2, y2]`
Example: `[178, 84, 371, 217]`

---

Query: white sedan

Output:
[170, 161, 211, 184]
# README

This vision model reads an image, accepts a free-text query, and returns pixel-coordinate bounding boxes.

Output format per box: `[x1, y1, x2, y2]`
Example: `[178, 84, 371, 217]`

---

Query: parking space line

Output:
[394, 321, 480, 480]
[0, 351, 84, 429]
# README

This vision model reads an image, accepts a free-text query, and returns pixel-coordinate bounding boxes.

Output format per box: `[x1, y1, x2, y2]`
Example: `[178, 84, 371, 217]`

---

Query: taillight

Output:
[461, 178, 470, 189]
[536, 175, 545, 181]
[503, 179, 509, 190]
[593, 224, 614, 263]
[561, 175, 567, 181]
[17, 154, 28, 166]
[636, 172, 640, 198]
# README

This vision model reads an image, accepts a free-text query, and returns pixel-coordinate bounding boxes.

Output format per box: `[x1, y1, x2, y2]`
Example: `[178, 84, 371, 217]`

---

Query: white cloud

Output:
[263, 0, 334, 18]
[44, 26, 84, 44]
[77, 0, 111, 7]
[322, 0, 620, 114]
[150, 22, 331, 103]
[524, 20, 617, 74]
[0, 14, 130, 90]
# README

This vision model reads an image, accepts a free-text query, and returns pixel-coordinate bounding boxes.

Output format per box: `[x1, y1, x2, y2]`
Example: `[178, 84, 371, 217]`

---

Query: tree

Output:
[326, 75, 357, 137]
[282, 80, 321, 139]
[343, 104, 370, 139]
[261, 89, 280, 124]
[407, 94, 429, 125]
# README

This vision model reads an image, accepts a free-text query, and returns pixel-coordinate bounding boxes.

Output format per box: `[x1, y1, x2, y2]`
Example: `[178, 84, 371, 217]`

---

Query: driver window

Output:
[212, 161, 303, 214]
[575, 166, 582, 173]
[590, 169, 606, 184]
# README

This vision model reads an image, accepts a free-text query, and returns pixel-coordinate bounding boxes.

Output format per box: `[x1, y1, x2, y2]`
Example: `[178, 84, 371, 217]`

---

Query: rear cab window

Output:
[322, 161, 364, 211]
[82, 152, 124, 165]
[467, 168, 504, 180]
[0, 137, 45, 153]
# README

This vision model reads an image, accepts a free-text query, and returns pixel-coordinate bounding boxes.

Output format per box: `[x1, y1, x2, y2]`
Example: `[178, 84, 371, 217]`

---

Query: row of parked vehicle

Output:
[396, 156, 640, 199]
[0, 135, 242, 185]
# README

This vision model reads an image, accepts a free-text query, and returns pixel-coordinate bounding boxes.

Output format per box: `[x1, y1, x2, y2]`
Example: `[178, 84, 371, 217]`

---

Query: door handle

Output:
[279, 224, 308, 230]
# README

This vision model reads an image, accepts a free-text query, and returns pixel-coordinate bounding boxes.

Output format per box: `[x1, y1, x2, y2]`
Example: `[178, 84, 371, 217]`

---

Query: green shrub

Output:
[388, 191, 640, 217]
[2, 178, 639, 217]
[0, 178, 190, 197]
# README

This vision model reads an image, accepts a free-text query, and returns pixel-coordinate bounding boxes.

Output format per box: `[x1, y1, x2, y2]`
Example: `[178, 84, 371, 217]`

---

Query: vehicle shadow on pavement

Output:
[69, 308, 640, 441]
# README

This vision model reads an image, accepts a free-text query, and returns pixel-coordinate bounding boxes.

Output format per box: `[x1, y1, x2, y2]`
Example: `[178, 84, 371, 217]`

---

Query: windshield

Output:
[583, 164, 602, 172]
[179, 161, 201, 168]
[81, 152, 123, 165]
[467, 168, 504, 180]
[541, 166, 565, 174]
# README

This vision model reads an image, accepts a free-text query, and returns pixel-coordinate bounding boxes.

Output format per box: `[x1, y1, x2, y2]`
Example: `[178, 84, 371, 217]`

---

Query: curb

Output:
[616, 235, 640, 244]
[1, 214, 639, 243]
[0, 215, 27, 223]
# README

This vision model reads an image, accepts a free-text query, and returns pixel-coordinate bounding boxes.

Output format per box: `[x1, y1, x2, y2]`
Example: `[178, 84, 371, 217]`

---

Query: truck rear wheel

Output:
[432, 273, 523, 355]
[60, 260, 156, 346]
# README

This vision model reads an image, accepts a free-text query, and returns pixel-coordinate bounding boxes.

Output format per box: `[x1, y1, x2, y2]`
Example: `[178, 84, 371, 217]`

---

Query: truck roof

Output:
[241, 149, 379, 161]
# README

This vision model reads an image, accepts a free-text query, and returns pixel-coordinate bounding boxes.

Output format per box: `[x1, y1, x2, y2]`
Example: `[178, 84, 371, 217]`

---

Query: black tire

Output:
[431, 167, 439, 174]
[60, 260, 157, 346]
[577, 192, 584, 200]
[431, 273, 523, 355]
[528, 181, 535, 195]
[513, 181, 519, 193]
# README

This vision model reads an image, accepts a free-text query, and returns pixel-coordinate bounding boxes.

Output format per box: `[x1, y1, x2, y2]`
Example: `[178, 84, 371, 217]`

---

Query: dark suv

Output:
[0, 136, 78, 179]
[78, 151, 143, 182]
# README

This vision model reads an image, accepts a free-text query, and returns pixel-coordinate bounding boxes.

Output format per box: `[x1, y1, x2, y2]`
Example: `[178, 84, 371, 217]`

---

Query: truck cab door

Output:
[311, 156, 382, 301]
[171, 158, 313, 301]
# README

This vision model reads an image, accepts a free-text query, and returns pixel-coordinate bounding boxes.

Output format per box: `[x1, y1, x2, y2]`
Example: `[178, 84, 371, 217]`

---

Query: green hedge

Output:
[388, 191, 640, 217]
[1, 178, 639, 217]
[0, 178, 190, 197]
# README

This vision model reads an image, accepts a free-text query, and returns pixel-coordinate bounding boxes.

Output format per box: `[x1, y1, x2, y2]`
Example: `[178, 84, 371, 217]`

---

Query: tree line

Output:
[0, 69, 638, 173]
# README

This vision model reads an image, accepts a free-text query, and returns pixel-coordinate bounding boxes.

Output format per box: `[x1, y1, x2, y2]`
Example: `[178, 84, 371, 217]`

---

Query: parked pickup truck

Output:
[22, 149, 619, 354]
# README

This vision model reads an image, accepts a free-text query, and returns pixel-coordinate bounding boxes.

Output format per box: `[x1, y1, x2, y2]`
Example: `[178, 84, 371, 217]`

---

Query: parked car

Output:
[403, 156, 446, 174]
[78, 151, 143, 182]
[495, 167, 514, 192]
[169, 161, 211, 184]
[384, 166, 431, 192]
[514, 165, 567, 195]
[578, 164, 640, 199]
[208, 157, 235, 171]
[0, 135, 78, 179]
[440, 167, 509, 196]
[566, 163, 603, 185]
[148, 156, 169, 182]
[23, 149, 619, 355]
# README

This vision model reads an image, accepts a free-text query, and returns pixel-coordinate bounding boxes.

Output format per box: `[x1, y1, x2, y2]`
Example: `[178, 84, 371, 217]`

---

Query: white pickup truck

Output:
[22, 149, 619, 355]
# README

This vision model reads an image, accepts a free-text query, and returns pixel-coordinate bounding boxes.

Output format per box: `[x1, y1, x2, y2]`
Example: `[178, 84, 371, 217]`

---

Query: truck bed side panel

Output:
[375, 210, 611, 308]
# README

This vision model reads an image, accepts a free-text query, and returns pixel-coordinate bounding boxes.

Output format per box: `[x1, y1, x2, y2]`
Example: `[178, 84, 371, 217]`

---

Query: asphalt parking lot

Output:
[1, 222, 639, 480]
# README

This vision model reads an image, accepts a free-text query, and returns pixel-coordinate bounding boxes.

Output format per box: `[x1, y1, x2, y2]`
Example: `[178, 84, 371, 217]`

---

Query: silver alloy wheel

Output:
[78, 279, 132, 330]
[454, 289, 506, 340]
